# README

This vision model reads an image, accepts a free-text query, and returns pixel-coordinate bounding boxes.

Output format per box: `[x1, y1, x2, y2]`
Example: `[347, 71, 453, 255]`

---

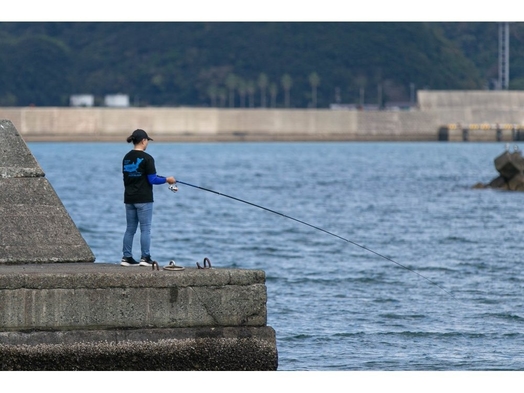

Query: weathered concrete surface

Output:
[0, 263, 278, 370]
[0, 120, 45, 177]
[0, 327, 277, 371]
[0, 263, 267, 330]
[0, 119, 95, 264]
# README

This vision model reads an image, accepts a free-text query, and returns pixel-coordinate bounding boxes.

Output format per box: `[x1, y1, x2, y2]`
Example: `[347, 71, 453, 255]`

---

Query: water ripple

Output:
[29, 141, 524, 370]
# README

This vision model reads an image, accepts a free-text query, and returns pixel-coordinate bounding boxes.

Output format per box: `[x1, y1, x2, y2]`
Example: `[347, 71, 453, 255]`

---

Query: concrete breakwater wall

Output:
[2, 91, 524, 142]
[0, 106, 435, 142]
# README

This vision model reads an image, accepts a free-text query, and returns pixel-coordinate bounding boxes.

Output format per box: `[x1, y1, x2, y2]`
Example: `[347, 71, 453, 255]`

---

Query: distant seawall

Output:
[2, 91, 524, 142]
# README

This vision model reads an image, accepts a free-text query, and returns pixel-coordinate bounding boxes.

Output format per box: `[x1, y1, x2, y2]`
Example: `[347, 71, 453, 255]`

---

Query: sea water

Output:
[29, 141, 524, 371]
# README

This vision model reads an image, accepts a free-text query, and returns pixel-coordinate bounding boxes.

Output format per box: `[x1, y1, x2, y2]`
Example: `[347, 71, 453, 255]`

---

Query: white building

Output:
[104, 94, 130, 107]
[70, 94, 95, 107]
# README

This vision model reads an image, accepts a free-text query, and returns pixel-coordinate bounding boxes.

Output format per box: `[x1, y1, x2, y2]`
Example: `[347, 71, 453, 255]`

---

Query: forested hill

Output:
[0, 22, 522, 108]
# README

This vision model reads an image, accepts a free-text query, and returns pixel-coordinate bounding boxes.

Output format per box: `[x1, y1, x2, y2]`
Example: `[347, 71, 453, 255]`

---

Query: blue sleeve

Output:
[147, 173, 167, 185]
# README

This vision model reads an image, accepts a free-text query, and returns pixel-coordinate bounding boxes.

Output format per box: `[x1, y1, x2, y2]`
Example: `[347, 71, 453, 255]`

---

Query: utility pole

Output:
[498, 22, 510, 90]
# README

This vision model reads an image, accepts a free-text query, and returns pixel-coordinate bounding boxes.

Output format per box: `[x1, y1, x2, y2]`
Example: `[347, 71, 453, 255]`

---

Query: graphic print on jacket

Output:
[123, 157, 144, 175]
[122, 151, 156, 204]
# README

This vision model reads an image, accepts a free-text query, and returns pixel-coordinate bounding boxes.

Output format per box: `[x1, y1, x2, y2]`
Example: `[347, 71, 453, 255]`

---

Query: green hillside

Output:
[0, 22, 520, 108]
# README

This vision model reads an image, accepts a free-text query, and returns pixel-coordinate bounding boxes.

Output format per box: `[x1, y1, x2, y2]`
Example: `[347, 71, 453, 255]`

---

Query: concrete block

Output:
[0, 119, 95, 263]
[494, 151, 524, 179]
[0, 119, 44, 178]
[508, 173, 524, 191]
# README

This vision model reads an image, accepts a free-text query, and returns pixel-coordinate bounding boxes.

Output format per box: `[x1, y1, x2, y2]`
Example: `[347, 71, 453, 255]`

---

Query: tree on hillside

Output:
[334, 87, 342, 104]
[269, 82, 278, 108]
[218, 87, 227, 107]
[207, 84, 218, 107]
[258, 73, 269, 108]
[309, 72, 320, 108]
[225, 73, 237, 108]
[281, 74, 292, 108]
[246, 80, 256, 108]
[237, 77, 246, 107]
[355, 75, 367, 106]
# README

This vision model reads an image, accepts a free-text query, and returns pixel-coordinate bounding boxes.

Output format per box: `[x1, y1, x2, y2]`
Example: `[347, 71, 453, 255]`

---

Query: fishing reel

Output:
[168, 184, 178, 192]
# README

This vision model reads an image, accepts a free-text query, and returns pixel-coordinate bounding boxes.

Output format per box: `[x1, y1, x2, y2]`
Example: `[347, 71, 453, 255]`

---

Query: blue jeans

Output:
[122, 202, 153, 259]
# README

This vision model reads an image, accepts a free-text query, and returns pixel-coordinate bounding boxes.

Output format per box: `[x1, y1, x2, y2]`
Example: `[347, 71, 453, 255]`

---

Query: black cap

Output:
[129, 129, 153, 142]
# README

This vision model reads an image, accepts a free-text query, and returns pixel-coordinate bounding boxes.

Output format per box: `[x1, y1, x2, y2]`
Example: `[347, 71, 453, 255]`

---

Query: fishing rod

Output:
[169, 180, 454, 298]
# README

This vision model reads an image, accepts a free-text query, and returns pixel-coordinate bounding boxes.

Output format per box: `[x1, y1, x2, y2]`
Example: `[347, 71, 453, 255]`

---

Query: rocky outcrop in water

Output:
[473, 145, 524, 191]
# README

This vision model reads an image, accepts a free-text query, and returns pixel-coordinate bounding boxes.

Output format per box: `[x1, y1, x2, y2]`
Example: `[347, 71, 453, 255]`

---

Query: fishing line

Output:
[171, 180, 454, 298]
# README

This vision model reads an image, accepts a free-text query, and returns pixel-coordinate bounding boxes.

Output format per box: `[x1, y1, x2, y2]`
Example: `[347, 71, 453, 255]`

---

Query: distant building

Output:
[104, 94, 130, 107]
[70, 94, 94, 107]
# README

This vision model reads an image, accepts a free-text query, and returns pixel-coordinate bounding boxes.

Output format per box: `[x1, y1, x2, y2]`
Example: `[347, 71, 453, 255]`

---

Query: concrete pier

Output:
[0, 120, 278, 370]
[0, 263, 277, 371]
